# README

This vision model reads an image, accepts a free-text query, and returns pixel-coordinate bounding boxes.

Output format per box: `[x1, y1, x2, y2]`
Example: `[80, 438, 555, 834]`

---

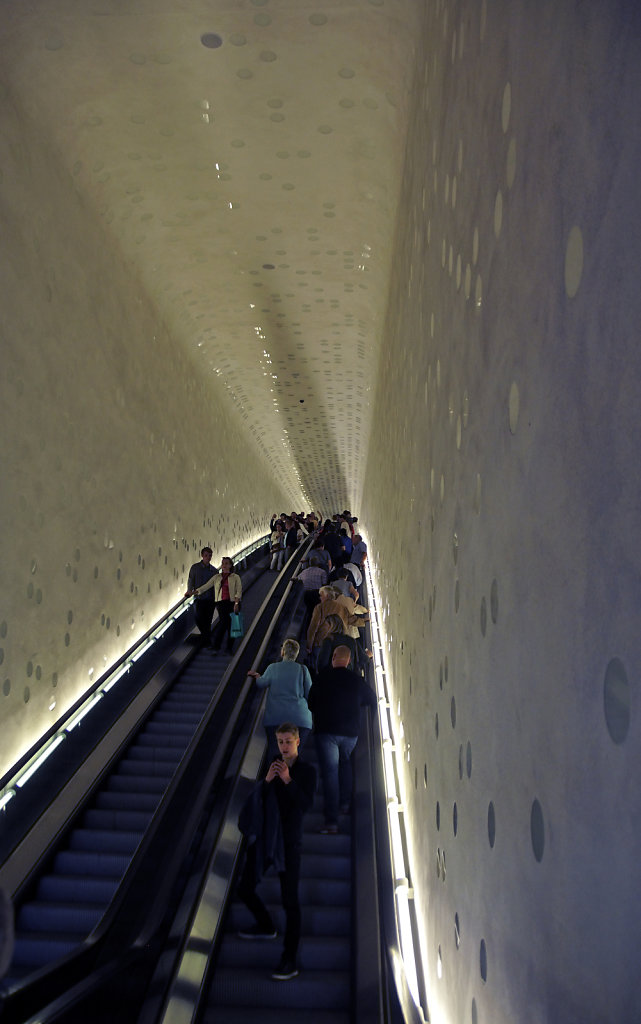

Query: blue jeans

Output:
[314, 733, 358, 825]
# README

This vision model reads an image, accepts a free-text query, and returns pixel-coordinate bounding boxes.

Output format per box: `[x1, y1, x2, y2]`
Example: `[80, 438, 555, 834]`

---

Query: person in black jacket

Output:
[284, 517, 299, 562]
[237, 723, 316, 980]
[184, 547, 217, 647]
[307, 645, 377, 834]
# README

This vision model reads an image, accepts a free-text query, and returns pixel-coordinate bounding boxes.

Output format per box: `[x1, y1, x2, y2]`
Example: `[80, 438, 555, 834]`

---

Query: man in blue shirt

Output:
[351, 534, 368, 568]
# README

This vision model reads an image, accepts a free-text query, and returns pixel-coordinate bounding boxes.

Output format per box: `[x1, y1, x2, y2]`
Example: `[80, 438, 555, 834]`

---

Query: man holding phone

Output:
[237, 723, 316, 980]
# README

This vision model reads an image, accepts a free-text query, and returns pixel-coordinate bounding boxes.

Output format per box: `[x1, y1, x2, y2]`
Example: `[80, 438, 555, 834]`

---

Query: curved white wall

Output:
[362, 3, 641, 1022]
[0, 92, 294, 780]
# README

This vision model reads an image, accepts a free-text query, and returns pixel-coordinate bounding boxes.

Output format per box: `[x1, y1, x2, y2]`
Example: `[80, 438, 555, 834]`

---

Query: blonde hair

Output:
[281, 638, 300, 661]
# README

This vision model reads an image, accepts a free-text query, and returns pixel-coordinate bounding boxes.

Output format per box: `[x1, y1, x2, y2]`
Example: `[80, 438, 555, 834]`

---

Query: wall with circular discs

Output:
[362, 2, 641, 1021]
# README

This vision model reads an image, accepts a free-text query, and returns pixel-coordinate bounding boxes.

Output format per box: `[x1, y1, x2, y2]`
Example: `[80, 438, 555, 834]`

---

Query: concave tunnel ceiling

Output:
[2, 0, 418, 510]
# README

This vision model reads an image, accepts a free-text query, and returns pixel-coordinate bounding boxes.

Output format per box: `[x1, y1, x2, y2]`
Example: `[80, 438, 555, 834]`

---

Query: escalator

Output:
[1, 549, 424, 1024]
[0, 540, 312, 1022]
[10, 652, 223, 981]
[141, 579, 392, 1024]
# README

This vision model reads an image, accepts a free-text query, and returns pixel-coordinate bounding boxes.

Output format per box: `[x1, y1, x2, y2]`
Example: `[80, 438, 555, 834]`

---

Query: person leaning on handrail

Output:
[193, 555, 242, 655]
[247, 638, 312, 757]
[184, 546, 217, 648]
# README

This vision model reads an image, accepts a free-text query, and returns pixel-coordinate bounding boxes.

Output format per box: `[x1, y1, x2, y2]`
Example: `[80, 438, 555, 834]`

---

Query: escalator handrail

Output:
[149, 579, 299, 1024]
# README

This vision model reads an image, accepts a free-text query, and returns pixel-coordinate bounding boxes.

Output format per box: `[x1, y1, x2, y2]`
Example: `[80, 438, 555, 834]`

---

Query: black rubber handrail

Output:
[148, 579, 299, 1024]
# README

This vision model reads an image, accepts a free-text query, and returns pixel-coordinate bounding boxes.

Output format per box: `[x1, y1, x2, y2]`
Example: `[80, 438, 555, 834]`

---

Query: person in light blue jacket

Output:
[247, 639, 312, 756]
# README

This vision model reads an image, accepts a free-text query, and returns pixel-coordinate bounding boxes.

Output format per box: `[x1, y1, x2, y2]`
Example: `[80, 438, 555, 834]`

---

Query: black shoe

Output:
[272, 957, 298, 980]
[238, 924, 277, 940]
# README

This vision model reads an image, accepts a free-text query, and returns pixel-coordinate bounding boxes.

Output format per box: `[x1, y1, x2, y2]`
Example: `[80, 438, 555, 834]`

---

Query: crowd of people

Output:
[1, 513, 374, 990]
[235, 511, 376, 982]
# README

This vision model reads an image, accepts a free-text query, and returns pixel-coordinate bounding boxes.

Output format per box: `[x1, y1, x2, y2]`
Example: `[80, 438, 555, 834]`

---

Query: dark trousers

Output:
[213, 599, 235, 652]
[303, 589, 320, 631]
[237, 843, 302, 960]
[194, 599, 215, 645]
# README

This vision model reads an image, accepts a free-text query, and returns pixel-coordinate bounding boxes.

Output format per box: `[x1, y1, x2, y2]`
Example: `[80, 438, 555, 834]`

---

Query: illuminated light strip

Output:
[131, 638, 156, 662]
[15, 735, 66, 788]
[395, 883, 421, 1000]
[102, 663, 132, 693]
[66, 692, 104, 732]
[153, 617, 177, 639]
[0, 790, 15, 811]
[364, 546, 427, 1022]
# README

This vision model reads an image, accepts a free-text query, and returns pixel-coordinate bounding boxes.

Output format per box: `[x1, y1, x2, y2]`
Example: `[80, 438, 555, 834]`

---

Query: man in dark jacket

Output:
[185, 547, 217, 647]
[284, 518, 299, 562]
[320, 526, 343, 567]
[307, 646, 377, 834]
[237, 723, 316, 980]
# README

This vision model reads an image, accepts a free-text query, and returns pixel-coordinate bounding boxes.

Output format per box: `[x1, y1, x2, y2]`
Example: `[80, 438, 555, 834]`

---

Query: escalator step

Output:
[163, 689, 212, 700]
[124, 748, 182, 764]
[301, 833, 351, 856]
[68, 828, 142, 855]
[54, 849, 130, 878]
[10, 935, 80, 969]
[217, 935, 350, 972]
[158, 702, 209, 715]
[36, 874, 119, 904]
[95, 790, 160, 812]
[142, 721, 197, 737]
[225, 904, 350, 937]
[152, 710, 202, 725]
[83, 808, 153, 831]
[104, 774, 167, 794]
[136, 733, 194, 749]
[251, 877, 350, 905]
[116, 759, 176, 777]
[203, 1009, 349, 1024]
[17, 901, 104, 934]
[172, 675, 216, 687]
[209, 967, 350, 1011]
[299, 854, 350, 879]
